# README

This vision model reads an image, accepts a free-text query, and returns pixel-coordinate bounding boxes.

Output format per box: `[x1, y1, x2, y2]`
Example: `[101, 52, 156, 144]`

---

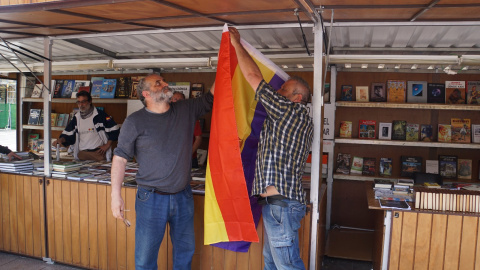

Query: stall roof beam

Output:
[64, 39, 129, 59]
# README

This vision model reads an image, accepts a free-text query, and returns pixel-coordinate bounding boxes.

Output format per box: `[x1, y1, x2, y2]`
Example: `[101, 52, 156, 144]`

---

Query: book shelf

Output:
[23, 98, 129, 104]
[335, 138, 480, 149]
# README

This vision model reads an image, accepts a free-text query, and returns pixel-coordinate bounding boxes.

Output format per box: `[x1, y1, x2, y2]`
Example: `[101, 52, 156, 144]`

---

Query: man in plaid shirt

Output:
[230, 27, 313, 270]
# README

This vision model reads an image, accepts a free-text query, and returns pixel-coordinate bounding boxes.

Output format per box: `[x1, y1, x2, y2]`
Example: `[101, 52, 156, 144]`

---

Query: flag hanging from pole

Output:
[204, 24, 289, 252]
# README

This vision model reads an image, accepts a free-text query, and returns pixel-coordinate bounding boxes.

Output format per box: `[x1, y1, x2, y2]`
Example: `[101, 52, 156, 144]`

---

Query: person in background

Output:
[110, 73, 214, 269]
[171, 91, 203, 168]
[0, 145, 21, 161]
[52, 91, 120, 161]
[229, 27, 313, 270]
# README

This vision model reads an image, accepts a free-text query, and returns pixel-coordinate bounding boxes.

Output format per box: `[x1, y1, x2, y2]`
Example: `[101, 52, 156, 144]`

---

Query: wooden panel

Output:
[157, 229, 169, 270]
[428, 212, 447, 270]
[476, 219, 480, 270]
[249, 218, 264, 270]
[398, 212, 416, 270]
[88, 184, 99, 269]
[78, 181, 89, 267]
[459, 216, 478, 270]
[8, 174, 18, 253]
[97, 185, 108, 270]
[62, 181, 72, 264]
[0, 173, 9, 251]
[23, 176, 33, 256]
[31, 177, 43, 258]
[70, 182, 81, 265]
[106, 185, 118, 270]
[125, 188, 136, 270]
[444, 215, 463, 270]
[413, 213, 432, 269]
[389, 211, 403, 270]
[46, 178, 55, 259]
[39, 177, 46, 258]
[53, 179, 64, 261]
[16, 175, 26, 254]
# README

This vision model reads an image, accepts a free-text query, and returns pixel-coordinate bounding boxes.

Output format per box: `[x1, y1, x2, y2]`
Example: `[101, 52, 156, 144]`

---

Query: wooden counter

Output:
[367, 182, 480, 270]
[0, 174, 312, 270]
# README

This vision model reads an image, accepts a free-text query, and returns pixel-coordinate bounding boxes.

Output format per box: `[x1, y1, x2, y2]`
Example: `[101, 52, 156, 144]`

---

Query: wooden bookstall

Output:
[327, 70, 480, 264]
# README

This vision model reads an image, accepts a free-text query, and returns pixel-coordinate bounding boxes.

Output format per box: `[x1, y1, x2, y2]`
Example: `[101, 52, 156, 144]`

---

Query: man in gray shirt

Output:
[111, 73, 214, 269]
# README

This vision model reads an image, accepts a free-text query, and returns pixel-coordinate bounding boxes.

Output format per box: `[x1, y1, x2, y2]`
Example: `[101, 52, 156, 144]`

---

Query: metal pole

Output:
[309, 21, 323, 270]
[43, 38, 52, 176]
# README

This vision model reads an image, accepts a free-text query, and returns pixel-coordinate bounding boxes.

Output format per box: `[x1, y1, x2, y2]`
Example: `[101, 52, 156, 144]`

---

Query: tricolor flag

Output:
[204, 24, 289, 252]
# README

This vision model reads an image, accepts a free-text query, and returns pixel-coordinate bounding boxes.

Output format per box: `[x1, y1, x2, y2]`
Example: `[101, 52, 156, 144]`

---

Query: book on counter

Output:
[387, 80, 406, 103]
[451, 118, 471, 143]
[379, 199, 411, 210]
[392, 120, 407, 140]
[445, 81, 466, 104]
[67, 172, 94, 181]
[374, 178, 396, 189]
[339, 121, 352, 138]
[406, 123, 419, 141]
[358, 120, 376, 139]
[378, 122, 392, 140]
[350, 156, 363, 175]
[457, 159, 472, 180]
[340, 85, 353, 101]
[336, 153, 351, 174]
[427, 83, 445, 104]
[439, 155, 457, 179]
[355, 86, 369, 102]
[28, 109, 42, 125]
[379, 158, 393, 176]
[438, 124, 451, 142]
[472, 124, 480, 143]
[467, 81, 480, 104]
[370, 82, 386, 102]
[407, 81, 427, 103]
[420, 124, 433, 141]
[397, 179, 414, 186]
[362, 157, 376, 176]
[423, 182, 441, 188]
[400, 156, 423, 178]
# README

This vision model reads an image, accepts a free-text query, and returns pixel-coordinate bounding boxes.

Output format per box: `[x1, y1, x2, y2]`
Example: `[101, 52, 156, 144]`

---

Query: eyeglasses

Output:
[76, 100, 89, 105]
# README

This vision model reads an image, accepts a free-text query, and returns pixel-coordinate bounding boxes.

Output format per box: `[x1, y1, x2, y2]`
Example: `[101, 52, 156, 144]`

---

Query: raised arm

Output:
[228, 27, 263, 91]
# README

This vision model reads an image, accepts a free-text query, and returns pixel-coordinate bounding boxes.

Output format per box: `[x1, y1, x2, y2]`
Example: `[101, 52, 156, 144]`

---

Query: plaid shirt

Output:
[252, 80, 314, 204]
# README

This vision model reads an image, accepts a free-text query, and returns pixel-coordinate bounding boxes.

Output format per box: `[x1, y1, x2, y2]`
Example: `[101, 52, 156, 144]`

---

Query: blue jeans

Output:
[135, 185, 195, 270]
[262, 199, 306, 270]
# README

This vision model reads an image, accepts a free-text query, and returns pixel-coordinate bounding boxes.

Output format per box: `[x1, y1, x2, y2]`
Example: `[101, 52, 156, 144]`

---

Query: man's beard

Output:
[150, 87, 173, 104]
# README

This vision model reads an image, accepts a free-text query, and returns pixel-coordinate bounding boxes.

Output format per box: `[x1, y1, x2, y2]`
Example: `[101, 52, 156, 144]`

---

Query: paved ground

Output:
[0, 252, 84, 270]
[0, 129, 17, 152]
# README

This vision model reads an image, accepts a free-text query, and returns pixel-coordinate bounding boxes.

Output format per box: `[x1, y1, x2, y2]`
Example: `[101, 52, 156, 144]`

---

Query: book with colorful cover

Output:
[427, 83, 445, 104]
[439, 155, 457, 179]
[191, 83, 204, 99]
[340, 85, 353, 101]
[358, 120, 376, 139]
[50, 113, 58, 126]
[420, 124, 433, 141]
[355, 86, 369, 102]
[56, 114, 66, 127]
[451, 118, 471, 143]
[71, 80, 90, 98]
[457, 159, 472, 180]
[467, 81, 480, 105]
[392, 120, 407, 140]
[90, 77, 104, 98]
[28, 109, 41, 125]
[445, 81, 466, 104]
[407, 81, 428, 103]
[400, 156, 423, 178]
[379, 158, 393, 176]
[387, 80, 406, 103]
[115, 77, 130, 98]
[336, 153, 351, 174]
[362, 157, 376, 176]
[437, 124, 451, 142]
[60, 80, 75, 98]
[31, 84, 43, 98]
[472, 124, 480, 143]
[100, 79, 117, 98]
[406, 123, 419, 141]
[52, 80, 64, 98]
[370, 82, 386, 102]
[350, 156, 364, 175]
[339, 121, 352, 138]
[378, 122, 392, 140]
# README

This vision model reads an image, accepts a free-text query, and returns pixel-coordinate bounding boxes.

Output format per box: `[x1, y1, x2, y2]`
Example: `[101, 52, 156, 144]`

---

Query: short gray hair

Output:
[289, 76, 311, 105]
[137, 72, 161, 106]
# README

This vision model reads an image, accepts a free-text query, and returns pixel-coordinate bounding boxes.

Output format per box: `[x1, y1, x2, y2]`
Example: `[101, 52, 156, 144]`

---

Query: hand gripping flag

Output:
[204, 24, 289, 252]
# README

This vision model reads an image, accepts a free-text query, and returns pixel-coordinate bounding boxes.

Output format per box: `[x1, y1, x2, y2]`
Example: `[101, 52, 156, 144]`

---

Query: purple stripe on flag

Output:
[269, 73, 287, 90]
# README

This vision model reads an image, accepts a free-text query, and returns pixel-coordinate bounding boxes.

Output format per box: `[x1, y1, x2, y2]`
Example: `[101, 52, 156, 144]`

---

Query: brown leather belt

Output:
[257, 195, 288, 207]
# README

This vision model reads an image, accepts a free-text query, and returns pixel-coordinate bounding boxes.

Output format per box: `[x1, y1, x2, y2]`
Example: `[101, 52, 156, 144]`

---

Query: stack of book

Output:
[0, 159, 34, 173]
[52, 161, 83, 172]
[414, 186, 480, 213]
[374, 178, 414, 202]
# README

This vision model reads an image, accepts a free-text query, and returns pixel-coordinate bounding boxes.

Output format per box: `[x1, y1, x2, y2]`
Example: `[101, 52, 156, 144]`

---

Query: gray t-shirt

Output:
[114, 92, 213, 192]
